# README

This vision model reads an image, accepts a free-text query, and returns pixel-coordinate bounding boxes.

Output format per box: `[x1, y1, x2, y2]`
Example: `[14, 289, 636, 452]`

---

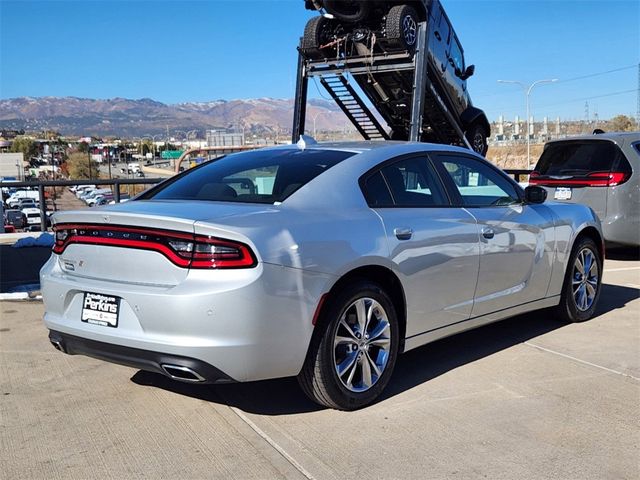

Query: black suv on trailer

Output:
[302, 0, 490, 154]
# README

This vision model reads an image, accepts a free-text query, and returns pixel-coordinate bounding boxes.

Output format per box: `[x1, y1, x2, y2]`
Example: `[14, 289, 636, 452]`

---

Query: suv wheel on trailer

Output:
[465, 123, 488, 156]
[323, 0, 369, 23]
[298, 281, 399, 410]
[302, 16, 336, 59]
[385, 5, 419, 51]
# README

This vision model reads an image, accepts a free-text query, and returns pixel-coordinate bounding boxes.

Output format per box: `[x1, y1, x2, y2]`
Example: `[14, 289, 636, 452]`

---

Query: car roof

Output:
[546, 131, 640, 145]
[282, 140, 474, 155]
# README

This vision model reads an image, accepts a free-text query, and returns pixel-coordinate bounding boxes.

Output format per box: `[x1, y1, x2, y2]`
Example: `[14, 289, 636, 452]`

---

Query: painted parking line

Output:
[524, 342, 640, 382]
[604, 267, 640, 273]
[230, 407, 317, 480]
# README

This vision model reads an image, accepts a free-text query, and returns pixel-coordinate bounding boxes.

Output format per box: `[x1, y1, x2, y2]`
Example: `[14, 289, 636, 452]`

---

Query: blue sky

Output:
[1, 0, 638, 121]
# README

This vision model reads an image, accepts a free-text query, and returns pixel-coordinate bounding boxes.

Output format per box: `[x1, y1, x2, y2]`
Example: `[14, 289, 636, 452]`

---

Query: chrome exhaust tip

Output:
[161, 364, 206, 383]
[50, 339, 65, 353]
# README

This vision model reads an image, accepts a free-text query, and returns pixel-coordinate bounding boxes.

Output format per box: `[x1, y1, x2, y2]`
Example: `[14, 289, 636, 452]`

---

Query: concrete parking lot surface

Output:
[1, 253, 638, 479]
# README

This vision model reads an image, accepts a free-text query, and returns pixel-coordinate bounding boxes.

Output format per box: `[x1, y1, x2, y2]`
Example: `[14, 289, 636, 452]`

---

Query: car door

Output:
[361, 154, 480, 337]
[432, 153, 556, 317]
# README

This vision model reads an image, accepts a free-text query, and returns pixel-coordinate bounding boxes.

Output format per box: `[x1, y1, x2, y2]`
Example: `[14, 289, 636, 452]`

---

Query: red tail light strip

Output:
[529, 171, 630, 187]
[52, 223, 257, 269]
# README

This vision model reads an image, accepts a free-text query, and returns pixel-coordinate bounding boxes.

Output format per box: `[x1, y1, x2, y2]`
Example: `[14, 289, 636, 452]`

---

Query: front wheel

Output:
[555, 237, 603, 323]
[465, 123, 488, 156]
[298, 281, 400, 410]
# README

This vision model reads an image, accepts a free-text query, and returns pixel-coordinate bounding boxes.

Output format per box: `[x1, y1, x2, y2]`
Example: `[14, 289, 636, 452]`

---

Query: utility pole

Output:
[636, 63, 640, 129]
[583, 101, 590, 133]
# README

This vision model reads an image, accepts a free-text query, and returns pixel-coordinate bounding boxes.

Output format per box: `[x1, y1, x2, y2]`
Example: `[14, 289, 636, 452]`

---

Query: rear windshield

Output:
[141, 148, 355, 204]
[536, 140, 621, 175]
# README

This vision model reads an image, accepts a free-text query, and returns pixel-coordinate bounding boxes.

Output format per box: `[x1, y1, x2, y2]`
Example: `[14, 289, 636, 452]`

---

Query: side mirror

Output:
[524, 185, 547, 204]
[460, 65, 475, 80]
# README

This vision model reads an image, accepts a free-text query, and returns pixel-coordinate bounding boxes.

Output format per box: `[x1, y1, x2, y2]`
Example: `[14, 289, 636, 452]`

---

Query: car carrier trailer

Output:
[292, 0, 490, 155]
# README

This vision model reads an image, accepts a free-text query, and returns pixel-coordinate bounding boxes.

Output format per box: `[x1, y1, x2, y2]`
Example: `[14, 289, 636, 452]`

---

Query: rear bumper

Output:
[41, 255, 333, 382]
[48, 330, 234, 383]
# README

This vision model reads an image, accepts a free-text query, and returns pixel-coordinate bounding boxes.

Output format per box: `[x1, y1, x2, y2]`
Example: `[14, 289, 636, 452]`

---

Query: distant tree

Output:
[77, 141, 89, 153]
[607, 115, 636, 132]
[66, 152, 100, 179]
[10, 136, 39, 160]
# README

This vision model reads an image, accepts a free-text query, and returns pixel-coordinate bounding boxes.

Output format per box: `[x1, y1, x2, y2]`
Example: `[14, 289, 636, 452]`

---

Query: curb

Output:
[0, 292, 42, 301]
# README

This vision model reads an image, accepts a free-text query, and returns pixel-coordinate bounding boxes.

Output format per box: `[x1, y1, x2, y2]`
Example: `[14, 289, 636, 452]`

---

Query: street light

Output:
[497, 78, 558, 166]
[313, 111, 325, 139]
[142, 134, 163, 165]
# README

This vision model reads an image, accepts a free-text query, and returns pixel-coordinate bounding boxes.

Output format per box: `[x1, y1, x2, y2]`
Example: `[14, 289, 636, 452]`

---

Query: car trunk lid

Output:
[51, 200, 269, 286]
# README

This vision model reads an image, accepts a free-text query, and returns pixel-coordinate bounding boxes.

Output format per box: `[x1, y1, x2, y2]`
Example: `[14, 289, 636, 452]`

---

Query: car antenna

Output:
[297, 135, 318, 150]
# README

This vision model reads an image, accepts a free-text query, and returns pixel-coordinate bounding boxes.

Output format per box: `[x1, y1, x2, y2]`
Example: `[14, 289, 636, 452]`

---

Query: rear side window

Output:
[361, 156, 448, 207]
[536, 141, 622, 175]
[142, 149, 355, 204]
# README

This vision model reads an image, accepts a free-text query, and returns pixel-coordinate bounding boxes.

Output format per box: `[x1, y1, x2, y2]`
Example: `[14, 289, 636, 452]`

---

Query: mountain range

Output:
[0, 96, 351, 137]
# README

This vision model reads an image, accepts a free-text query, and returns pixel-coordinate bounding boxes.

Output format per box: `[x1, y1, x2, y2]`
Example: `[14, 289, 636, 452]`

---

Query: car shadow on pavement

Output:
[131, 283, 638, 415]
[606, 246, 640, 261]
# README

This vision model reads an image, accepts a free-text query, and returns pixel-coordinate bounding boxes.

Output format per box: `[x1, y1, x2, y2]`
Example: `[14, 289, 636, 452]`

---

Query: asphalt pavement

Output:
[1, 251, 638, 479]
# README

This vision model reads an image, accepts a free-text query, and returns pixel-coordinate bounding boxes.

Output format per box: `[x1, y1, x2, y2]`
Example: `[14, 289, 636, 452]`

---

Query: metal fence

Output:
[1, 178, 164, 232]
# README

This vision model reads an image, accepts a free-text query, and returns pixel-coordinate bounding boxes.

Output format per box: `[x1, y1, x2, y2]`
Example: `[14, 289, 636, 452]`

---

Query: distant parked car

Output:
[18, 198, 38, 210]
[4, 209, 27, 229]
[22, 207, 42, 230]
[530, 131, 639, 247]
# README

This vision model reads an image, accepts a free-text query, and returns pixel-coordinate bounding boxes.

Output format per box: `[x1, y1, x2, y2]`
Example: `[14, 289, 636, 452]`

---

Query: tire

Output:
[465, 123, 488, 156]
[298, 281, 400, 410]
[323, 0, 369, 23]
[554, 237, 603, 323]
[301, 16, 336, 59]
[385, 5, 419, 51]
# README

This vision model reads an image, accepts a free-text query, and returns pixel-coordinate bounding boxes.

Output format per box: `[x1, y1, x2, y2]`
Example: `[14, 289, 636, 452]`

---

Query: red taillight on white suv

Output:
[529, 171, 631, 187]
[52, 224, 257, 269]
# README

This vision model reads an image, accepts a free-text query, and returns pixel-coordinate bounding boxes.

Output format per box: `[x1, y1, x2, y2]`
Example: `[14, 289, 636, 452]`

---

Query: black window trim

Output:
[359, 152, 453, 209]
[428, 151, 525, 208]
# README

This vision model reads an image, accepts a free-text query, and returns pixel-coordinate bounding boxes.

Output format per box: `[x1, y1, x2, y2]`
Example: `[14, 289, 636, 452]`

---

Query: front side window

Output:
[435, 155, 520, 207]
[449, 37, 464, 73]
[141, 149, 355, 204]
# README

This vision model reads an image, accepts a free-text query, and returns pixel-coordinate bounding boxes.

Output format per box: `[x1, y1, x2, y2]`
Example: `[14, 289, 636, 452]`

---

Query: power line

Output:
[536, 89, 636, 108]
[472, 64, 638, 99]
[554, 64, 637, 85]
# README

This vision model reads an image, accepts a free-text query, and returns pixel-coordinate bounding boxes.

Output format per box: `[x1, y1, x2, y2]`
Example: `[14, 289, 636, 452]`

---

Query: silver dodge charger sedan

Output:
[42, 141, 604, 410]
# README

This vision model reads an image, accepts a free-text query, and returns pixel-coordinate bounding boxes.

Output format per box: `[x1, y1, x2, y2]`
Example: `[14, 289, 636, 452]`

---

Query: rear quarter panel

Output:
[545, 201, 603, 297]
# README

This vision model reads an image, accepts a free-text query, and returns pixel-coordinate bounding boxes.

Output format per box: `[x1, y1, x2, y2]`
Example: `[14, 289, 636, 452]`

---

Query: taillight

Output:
[529, 171, 631, 187]
[52, 224, 257, 269]
[191, 236, 256, 269]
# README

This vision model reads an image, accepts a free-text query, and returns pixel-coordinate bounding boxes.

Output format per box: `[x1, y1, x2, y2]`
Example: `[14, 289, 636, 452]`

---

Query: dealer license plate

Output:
[554, 187, 572, 200]
[81, 292, 121, 328]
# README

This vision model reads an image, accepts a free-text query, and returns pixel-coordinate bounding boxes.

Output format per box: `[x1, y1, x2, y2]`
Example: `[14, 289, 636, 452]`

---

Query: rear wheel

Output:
[465, 123, 488, 156]
[302, 16, 336, 59]
[298, 281, 399, 410]
[555, 237, 602, 323]
[385, 5, 419, 51]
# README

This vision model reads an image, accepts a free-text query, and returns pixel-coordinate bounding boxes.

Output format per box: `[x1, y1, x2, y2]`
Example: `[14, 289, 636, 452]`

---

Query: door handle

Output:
[434, 31, 442, 41]
[482, 228, 495, 240]
[394, 227, 413, 240]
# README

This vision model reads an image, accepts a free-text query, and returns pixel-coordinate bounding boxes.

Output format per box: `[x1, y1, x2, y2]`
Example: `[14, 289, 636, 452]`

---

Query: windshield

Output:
[141, 148, 355, 204]
[535, 140, 620, 176]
